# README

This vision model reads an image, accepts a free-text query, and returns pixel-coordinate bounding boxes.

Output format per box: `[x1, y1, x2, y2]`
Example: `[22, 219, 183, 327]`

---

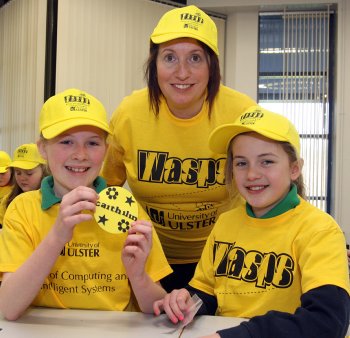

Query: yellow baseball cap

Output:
[0, 151, 11, 174]
[39, 88, 111, 139]
[9, 143, 46, 170]
[209, 105, 301, 156]
[151, 5, 219, 55]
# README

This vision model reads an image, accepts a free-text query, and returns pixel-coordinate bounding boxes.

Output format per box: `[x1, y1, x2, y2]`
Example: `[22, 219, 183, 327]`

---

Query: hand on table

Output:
[154, 288, 201, 324]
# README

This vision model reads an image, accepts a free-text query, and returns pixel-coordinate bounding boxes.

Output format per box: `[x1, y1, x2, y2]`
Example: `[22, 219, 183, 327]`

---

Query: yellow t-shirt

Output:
[102, 85, 255, 264]
[0, 177, 172, 310]
[0, 192, 9, 228]
[189, 199, 350, 318]
[0, 185, 11, 202]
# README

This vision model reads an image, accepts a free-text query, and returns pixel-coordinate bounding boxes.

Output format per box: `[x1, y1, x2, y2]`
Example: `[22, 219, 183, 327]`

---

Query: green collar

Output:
[40, 176, 107, 210]
[246, 184, 300, 219]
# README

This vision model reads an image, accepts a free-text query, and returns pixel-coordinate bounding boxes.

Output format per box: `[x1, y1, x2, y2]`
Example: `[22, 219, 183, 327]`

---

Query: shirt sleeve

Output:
[216, 285, 350, 338]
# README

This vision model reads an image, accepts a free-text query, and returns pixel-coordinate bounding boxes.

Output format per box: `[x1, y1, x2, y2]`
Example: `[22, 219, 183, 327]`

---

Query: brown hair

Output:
[144, 41, 221, 117]
[225, 138, 306, 199]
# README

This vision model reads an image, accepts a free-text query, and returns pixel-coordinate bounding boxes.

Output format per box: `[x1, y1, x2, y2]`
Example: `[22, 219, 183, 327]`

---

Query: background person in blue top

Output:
[154, 105, 350, 338]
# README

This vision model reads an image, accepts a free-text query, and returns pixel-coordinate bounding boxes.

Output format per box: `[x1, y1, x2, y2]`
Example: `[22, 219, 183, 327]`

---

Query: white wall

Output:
[224, 11, 258, 100]
[55, 0, 226, 118]
[0, 0, 225, 148]
[0, 0, 47, 153]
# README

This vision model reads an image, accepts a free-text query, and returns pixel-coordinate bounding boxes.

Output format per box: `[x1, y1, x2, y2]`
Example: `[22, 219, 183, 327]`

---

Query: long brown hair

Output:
[144, 40, 221, 117]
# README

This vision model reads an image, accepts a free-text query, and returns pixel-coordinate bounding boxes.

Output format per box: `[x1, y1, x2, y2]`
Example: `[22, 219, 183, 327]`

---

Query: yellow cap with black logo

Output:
[9, 143, 46, 170]
[209, 105, 301, 156]
[151, 5, 219, 55]
[39, 88, 111, 139]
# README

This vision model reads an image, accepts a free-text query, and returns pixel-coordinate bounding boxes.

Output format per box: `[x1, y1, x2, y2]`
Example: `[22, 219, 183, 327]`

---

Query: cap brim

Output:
[209, 123, 293, 154]
[0, 167, 9, 173]
[9, 161, 42, 170]
[209, 125, 256, 154]
[42, 119, 112, 139]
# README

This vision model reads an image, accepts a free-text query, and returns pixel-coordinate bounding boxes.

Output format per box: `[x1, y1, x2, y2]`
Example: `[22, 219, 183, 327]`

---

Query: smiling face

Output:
[231, 132, 301, 217]
[156, 38, 210, 118]
[38, 126, 108, 198]
[14, 166, 44, 192]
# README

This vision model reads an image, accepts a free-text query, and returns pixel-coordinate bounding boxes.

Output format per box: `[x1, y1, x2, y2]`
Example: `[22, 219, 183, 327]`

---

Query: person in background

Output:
[154, 105, 350, 338]
[0, 88, 171, 321]
[0, 151, 13, 207]
[101, 5, 256, 292]
[0, 143, 49, 227]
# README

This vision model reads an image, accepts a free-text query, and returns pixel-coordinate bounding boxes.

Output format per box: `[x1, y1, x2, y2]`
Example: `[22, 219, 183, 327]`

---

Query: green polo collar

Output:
[40, 176, 107, 210]
[246, 184, 300, 219]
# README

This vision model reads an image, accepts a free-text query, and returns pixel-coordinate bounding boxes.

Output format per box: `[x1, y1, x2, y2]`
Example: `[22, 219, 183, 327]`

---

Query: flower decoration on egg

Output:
[118, 219, 130, 233]
[106, 187, 118, 200]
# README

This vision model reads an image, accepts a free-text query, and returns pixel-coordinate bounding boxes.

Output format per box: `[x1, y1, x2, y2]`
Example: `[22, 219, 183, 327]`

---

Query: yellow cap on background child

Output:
[151, 5, 219, 55]
[0, 151, 11, 174]
[209, 105, 301, 156]
[39, 88, 111, 139]
[9, 144, 46, 170]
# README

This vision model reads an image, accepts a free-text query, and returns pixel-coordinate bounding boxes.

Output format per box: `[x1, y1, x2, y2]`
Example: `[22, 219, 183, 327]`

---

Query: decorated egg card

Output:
[95, 186, 138, 234]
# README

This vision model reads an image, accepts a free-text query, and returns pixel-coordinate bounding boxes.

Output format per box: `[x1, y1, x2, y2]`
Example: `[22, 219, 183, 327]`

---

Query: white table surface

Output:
[0, 307, 246, 338]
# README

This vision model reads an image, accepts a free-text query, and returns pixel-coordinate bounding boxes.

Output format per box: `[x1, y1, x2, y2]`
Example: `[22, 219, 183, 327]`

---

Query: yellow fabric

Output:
[150, 5, 219, 55]
[0, 190, 172, 310]
[0, 185, 12, 202]
[0, 151, 11, 173]
[209, 105, 301, 156]
[0, 192, 9, 226]
[39, 88, 111, 139]
[9, 143, 46, 170]
[101, 85, 255, 264]
[189, 199, 350, 318]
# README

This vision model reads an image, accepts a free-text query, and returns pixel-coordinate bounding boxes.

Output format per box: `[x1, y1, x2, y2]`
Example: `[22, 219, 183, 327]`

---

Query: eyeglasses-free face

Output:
[156, 38, 210, 119]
